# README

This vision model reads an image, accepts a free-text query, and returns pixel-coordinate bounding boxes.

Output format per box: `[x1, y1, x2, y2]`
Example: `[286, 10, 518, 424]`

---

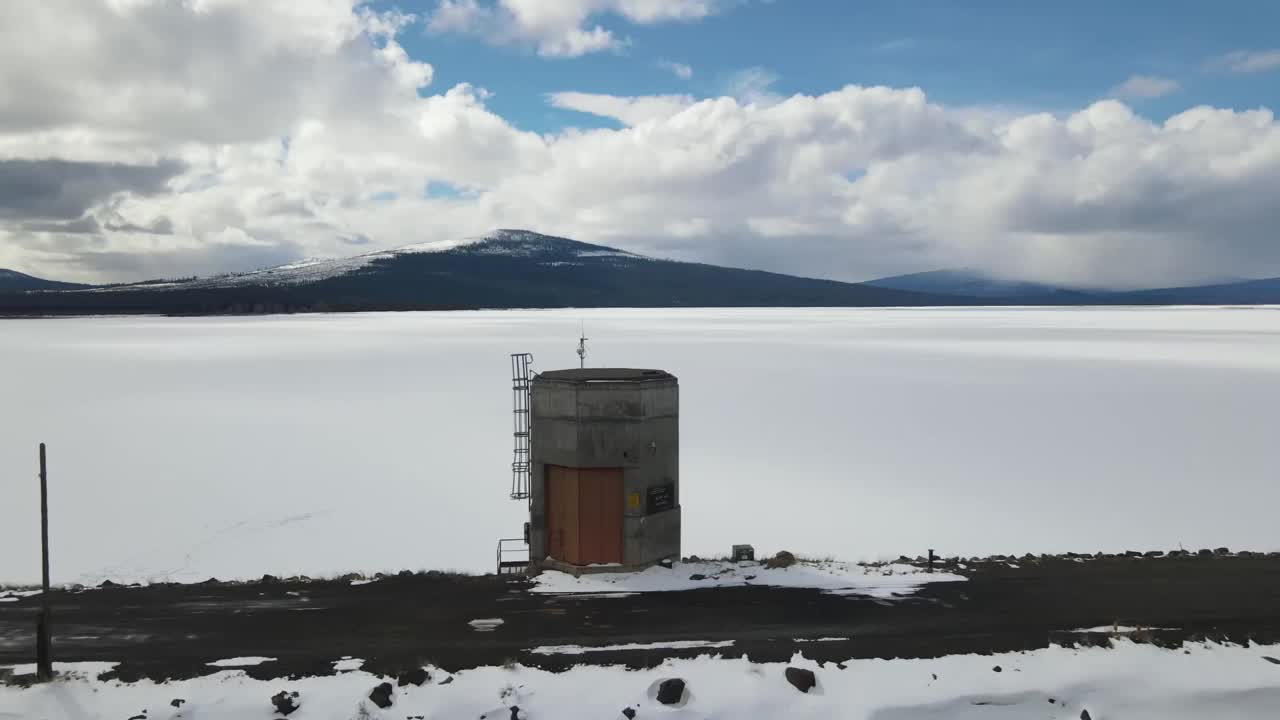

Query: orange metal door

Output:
[546, 466, 580, 564]
[578, 468, 623, 565]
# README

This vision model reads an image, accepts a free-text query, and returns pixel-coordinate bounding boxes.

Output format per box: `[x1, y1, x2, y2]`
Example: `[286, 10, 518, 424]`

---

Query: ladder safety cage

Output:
[510, 352, 534, 501]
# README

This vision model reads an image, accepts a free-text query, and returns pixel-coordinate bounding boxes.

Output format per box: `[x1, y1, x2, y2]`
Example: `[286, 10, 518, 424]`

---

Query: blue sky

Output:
[4, 1, 1279, 286]
[388, 0, 1280, 132]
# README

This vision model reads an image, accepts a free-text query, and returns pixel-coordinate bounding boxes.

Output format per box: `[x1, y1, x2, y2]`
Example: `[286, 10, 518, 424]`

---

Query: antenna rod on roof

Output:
[577, 322, 588, 369]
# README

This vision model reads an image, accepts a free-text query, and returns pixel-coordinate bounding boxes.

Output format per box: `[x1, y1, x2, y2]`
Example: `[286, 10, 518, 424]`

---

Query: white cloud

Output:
[1109, 74, 1181, 100]
[2, 1, 1280, 290]
[1211, 49, 1280, 74]
[725, 66, 780, 104]
[549, 91, 695, 125]
[427, 0, 720, 58]
[659, 59, 694, 79]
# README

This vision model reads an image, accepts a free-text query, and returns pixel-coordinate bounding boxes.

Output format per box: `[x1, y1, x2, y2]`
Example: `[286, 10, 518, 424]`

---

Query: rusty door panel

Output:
[546, 465, 581, 564]
[547, 466, 621, 566]
[579, 468, 623, 565]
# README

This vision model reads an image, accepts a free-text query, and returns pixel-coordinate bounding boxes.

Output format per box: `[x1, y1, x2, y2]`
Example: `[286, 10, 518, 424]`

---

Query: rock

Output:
[1198, 549, 1213, 557]
[369, 682, 393, 709]
[1048, 698, 1056, 704]
[170, 698, 185, 708]
[656, 678, 686, 705]
[99, 579, 117, 588]
[1080, 710, 1092, 720]
[688, 574, 707, 581]
[398, 570, 414, 577]
[1123, 551, 1141, 558]
[992, 665, 1003, 673]
[509, 706, 524, 720]
[271, 690, 300, 716]
[398, 667, 431, 687]
[743, 574, 757, 581]
[1214, 547, 1231, 555]
[261, 574, 280, 584]
[766, 551, 797, 569]
[1143, 550, 1163, 558]
[1262, 656, 1280, 665]
[440, 676, 455, 685]
[785, 667, 817, 693]
[127, 715, 145, 720]
[622, 707, 637, 719]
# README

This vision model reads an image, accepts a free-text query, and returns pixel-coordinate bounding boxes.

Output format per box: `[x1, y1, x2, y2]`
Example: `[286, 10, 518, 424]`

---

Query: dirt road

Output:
[3, 554, 1279, 683]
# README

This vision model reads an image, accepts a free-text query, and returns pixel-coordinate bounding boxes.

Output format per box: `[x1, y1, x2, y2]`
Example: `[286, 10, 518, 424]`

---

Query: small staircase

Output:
[496, 537, 530, 576]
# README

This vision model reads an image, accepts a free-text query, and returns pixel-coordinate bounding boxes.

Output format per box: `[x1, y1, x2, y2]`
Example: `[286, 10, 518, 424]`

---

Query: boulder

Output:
[688, 574, 707, 581]
[1143, 550, 1163, 558]
[656, 678, 686, 705]
[622, 707, 637, 719]
[1262, 656, 1280, 665]
[170, 698, 185, 708]
[1214, 547, 1231, 555]
[784, 667, 817, 693]
[509, 706, 525, 719]
[1123, 551, 1141, 558]
[271, 690, 300, 716]
[1080, 710, 1092, 720]
[992, 666, 1003, 673]
[1197, 549, 1213, 557]
[398, 667, 431, 687]
[440, 676, 455, 685]
[766, 551, 797, 569]
[369, 682, 393, 709]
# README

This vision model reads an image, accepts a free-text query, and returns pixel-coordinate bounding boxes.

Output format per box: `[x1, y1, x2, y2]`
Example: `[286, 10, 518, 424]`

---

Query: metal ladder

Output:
[510, 353, 533, 501]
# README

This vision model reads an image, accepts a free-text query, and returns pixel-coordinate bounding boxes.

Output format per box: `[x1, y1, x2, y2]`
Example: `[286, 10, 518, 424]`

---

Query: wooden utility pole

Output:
[36, 442, 52, 682]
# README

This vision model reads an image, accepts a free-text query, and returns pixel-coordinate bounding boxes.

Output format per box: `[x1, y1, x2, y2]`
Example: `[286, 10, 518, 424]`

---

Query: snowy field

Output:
[4, 641, 1280, 719]
[2, 306, 1279, 586]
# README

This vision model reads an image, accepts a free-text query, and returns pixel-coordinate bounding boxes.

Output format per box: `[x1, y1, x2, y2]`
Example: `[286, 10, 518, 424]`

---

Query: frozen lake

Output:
[2, 307, 1278, 585]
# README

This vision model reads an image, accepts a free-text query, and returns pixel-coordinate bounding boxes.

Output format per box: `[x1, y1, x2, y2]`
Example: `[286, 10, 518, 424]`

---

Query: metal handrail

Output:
[496, 537, 530, 575]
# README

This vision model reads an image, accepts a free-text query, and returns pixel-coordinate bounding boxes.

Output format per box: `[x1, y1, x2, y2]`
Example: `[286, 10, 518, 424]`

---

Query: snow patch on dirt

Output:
[532, 560, 965, 598]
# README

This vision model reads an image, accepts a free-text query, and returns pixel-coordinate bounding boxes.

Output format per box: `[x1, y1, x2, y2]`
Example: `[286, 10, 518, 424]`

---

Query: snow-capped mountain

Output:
[0, 230, 954, 315]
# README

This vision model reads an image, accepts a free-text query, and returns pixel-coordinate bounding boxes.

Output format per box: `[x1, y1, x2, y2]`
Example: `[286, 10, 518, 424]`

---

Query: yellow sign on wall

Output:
[627, 492, 641, 510]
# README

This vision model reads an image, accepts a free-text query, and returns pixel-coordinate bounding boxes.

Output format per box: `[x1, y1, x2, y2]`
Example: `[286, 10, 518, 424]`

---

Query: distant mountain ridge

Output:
[0, 229, 961, 315]
[0, 268, 89, 292]
[864, 268, 1280, 305]
[3, 230, 1279, 316]
[864, 269, 1090, 300]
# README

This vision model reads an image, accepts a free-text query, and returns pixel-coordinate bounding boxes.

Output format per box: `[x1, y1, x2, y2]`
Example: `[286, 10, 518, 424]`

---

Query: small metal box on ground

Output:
[528, 368, 680, 573]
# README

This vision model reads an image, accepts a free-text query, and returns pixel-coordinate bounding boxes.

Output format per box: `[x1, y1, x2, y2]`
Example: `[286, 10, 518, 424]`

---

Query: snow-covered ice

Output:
[4, 641, 1280, 719]
[532, 560, 965, 597]
[2, 306, 1279, 585]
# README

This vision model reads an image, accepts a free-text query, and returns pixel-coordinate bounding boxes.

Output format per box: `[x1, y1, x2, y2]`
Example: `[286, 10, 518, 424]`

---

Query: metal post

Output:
[36, 442, 52, 681]
[927, 548, 935, 574]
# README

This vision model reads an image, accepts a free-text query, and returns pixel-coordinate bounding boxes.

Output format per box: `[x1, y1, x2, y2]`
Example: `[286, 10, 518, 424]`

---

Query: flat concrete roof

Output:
[536, 368, 675, 383]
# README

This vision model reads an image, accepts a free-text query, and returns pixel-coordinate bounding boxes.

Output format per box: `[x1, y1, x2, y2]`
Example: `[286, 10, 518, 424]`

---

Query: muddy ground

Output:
[3, 554, 1279, 683]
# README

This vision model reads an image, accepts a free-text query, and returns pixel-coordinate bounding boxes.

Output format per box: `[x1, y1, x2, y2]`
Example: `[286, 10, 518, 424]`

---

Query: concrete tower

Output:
[528, 368, 679, 572]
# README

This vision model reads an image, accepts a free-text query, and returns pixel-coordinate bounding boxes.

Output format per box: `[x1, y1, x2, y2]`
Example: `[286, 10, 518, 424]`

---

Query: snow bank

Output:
[4, 641, 1280, 719]
[532, 560, 965, 598]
